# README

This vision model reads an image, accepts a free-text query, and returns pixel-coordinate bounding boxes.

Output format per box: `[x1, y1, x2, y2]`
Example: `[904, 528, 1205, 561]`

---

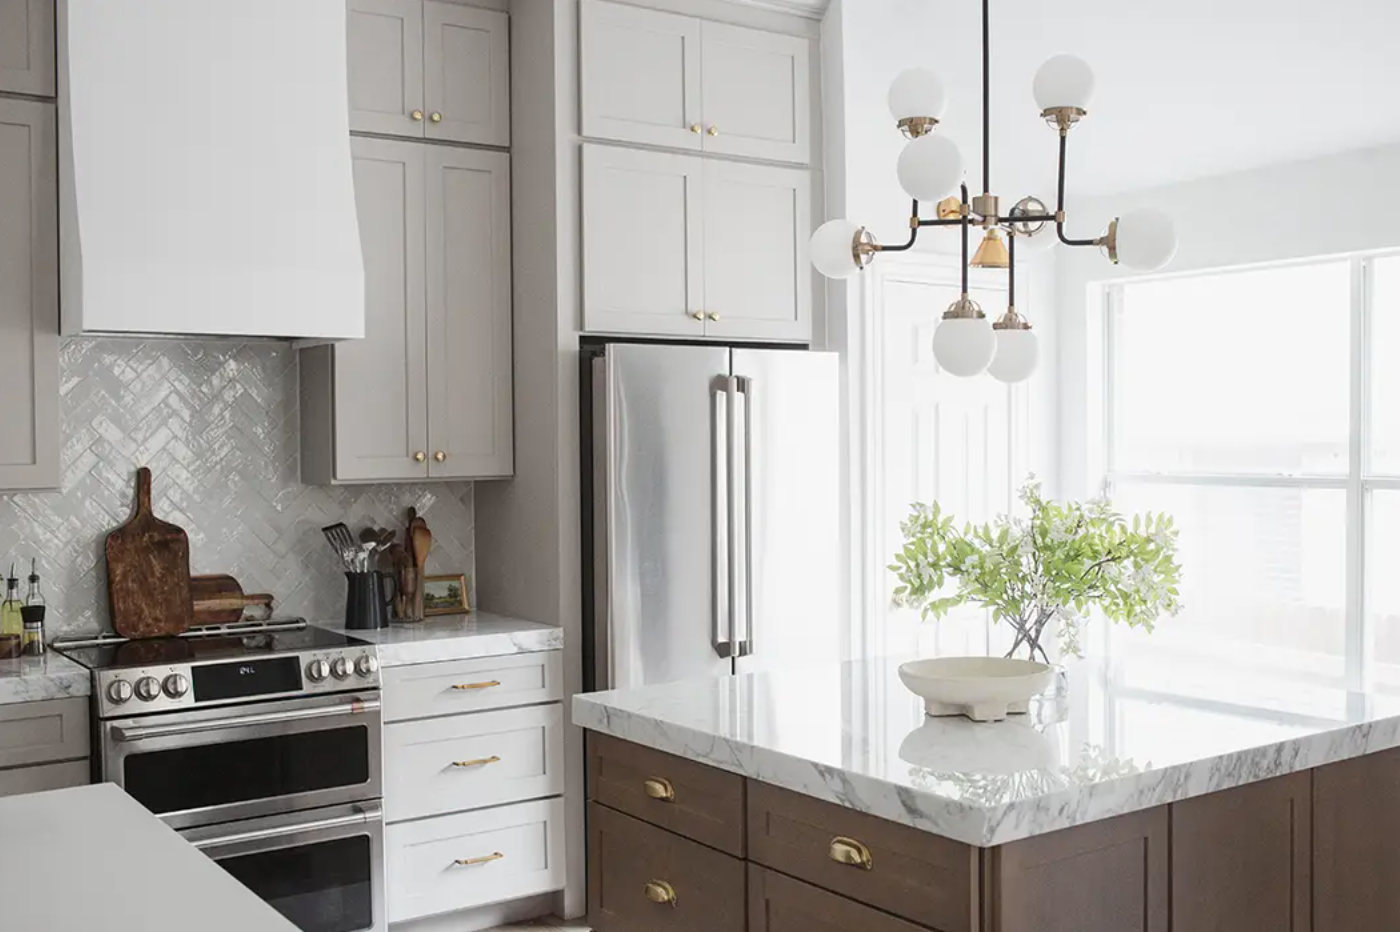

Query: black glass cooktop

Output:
[55, 624, 370, 671]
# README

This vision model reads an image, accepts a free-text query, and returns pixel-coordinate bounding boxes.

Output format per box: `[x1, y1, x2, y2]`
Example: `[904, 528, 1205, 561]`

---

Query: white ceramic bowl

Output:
[898, 656, 1054, 722]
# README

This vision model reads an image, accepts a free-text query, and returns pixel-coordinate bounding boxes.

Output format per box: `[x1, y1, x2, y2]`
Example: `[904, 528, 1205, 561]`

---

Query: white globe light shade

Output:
[896, 134, 964, 202]
[888, 68, 948, 122]
[1114, 208, 1178, 271]
[809, 219, 864, 279]
[1033, 55, 1096, 112]
[987, 329, 1040, 384]
[932, 318, 996, 377]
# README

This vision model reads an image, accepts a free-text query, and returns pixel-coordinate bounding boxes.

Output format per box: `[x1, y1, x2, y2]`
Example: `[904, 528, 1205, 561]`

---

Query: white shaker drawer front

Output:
[384, 704, 564, 822]
[383, 651, 563, 722]
[386, 797, 566, 922]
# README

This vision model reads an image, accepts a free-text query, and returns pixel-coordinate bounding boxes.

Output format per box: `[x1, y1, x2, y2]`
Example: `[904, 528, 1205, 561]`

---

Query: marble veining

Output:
[0, 652, 92, 705]
[573, 655, 1400, 847]
[317, 612, 563, 667]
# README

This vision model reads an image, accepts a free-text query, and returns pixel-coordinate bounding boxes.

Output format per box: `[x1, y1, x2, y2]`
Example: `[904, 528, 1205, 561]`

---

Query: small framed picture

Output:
[422, 573, 470, 616]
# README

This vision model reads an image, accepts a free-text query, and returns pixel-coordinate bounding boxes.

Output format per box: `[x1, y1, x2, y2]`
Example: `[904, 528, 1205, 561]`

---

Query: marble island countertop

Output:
[573, 654, 1400, 847]
[318, 611, 563, 666]
[0, 651, 91, 705]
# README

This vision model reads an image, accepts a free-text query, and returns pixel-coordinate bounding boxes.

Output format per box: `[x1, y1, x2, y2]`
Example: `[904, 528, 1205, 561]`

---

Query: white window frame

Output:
[1100, 249, 1400, 692]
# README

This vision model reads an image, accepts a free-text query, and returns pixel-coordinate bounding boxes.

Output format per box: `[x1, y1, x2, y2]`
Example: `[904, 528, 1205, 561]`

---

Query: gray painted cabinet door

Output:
[0, 97, 58, 491]
[336, 137, 430, 481]
[347, 0, 426, 138]
[423, 1, 509, 147]
[699, 22, 810, 165]
[0, 0, 54, 97]
[424, 146, 512, 478]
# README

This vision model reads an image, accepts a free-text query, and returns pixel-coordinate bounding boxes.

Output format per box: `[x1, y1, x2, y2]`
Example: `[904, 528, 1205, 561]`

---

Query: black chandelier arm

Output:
[1007, 224, 1015, 307]
[875, 198, 923, 253]
[982, 0, 991, 195]
[961, 183, 971, 295]
[1054, 130, 1100, 248]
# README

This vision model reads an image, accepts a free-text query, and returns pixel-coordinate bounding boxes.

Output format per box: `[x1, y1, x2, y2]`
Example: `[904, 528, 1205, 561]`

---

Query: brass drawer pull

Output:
[644, 879, 677, 907]
[450, 755, 501, 768]
[829, 836, 873, 870]
[451, 680, 501, 691]
[453, 852, 504, 867]
[643, 777, 675, 802]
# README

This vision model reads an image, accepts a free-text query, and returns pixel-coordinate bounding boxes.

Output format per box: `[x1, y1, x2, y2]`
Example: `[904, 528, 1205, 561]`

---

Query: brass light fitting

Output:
[993, 307, 1033, 331]
[1099, 218, 1120, 264]
[943, 294, 986, 320]
[970, 193, 1000, 225]
[1041, 106, 1087, 132]
[936, 196, 965, 220]
[897, 116, 939, 139]
[850, 226, 880, 270]
[970, 229, 1011, 269]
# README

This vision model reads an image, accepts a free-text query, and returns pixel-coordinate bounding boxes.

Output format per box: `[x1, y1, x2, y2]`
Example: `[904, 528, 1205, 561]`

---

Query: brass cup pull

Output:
[413, 451, 427, 463]
[643, 777, 676, 802]
[434, 451, 447, 463]
[453, 852, 504, 867]
[411, 109, 424, 121]
[829, 836, 874, 870]
[689, 123, 702, 134]
[450, 755, 501, 768]
[644, 879, 677, 907]
[451, 680, 501, 690]
[707, 125, 719, 137]
[430, 111, 443, 123]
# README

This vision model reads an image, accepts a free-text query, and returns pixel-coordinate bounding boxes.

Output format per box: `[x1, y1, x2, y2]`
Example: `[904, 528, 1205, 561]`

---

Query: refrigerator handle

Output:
[737, 376, 755, 658]
[711, 378, 735, 660]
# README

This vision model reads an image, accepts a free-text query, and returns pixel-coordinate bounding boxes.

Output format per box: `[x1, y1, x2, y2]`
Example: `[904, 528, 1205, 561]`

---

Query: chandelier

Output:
[810, 0, 1178, 383]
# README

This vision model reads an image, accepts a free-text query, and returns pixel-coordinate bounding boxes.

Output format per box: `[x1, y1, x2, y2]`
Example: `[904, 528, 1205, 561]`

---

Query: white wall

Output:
[1056, 140, 1400, 498]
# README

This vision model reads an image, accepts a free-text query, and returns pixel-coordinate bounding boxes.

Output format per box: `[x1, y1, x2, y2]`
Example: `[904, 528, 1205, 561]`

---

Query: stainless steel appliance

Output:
[55, 620, 385, 932]
[586, 343, 844, 691]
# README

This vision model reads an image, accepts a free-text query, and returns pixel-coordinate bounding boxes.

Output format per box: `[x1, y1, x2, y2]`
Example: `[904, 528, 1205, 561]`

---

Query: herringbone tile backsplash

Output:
[0, 338, 476, 637]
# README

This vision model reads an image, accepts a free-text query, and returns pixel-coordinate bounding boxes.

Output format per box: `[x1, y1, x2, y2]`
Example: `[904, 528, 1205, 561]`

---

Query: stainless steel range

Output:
[55, 620, 386, 932]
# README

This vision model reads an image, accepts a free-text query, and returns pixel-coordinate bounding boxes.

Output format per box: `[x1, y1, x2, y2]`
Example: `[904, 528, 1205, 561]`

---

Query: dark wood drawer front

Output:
[746, 781, 976, 932]
[588, 801, 745, 932]
[589, 732, 745, 855]
[749, 863, 935, 932]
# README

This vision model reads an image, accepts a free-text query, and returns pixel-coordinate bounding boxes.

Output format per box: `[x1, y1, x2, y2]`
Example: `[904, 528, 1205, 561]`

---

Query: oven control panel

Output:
[96, 648, 381, 717]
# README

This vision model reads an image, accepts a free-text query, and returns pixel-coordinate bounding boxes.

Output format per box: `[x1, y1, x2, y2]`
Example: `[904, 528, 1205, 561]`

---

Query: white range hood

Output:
[58, 0, 365, 340]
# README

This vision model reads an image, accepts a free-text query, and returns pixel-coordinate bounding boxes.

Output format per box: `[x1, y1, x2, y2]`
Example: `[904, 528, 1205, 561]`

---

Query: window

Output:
[1102, 253, 1400, 692]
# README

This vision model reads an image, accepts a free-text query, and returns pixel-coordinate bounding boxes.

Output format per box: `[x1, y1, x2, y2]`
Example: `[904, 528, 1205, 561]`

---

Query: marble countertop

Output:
[0, 651, 90, 705]
[573, 654, 1400, 847]
[318, 611, 563, 667]
[0, 783, 296, 931]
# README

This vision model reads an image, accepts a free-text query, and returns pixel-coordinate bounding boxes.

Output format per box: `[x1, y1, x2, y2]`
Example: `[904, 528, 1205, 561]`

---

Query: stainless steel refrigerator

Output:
[585, 342, 844, 691]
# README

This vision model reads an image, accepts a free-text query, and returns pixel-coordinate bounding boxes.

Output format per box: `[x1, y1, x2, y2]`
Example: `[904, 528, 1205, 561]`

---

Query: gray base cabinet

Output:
[0, 96, 59, 492]
[302, 137, 513, 483]
[0, 697, 90, 798]
[0, 0, 55, 97]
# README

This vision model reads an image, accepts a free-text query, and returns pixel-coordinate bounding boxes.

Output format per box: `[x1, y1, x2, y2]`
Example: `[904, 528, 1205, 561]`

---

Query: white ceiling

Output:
[856, 0, 1400, 197]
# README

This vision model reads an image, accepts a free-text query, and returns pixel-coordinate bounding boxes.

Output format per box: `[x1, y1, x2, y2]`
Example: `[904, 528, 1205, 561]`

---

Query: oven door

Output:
[102, 691, 383, 829]
[184, 801, 386, 932]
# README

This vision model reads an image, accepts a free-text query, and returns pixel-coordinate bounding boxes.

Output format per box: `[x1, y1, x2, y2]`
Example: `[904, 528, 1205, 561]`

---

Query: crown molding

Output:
[719, 0, 830, 20]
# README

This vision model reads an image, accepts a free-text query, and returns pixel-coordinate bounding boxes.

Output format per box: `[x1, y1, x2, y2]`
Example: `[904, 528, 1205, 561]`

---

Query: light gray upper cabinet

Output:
[582, 144, 810, 343]
[0, 97, 59, 492]
[301, 138, 512, 483]
[580, 0, 810, 165]
[348, 0, 509, 147]
[0, 0, 55, 97]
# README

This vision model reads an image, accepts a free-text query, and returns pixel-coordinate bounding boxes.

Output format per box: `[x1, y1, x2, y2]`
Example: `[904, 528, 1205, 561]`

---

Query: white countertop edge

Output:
[572, 693, 1400, 847]
[0, 652, 92, 705]
[317, 612, 564, 667]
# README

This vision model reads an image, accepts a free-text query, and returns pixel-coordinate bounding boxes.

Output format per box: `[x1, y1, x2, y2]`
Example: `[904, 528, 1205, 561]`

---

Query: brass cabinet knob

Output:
[430, 111, 443, 123]
[707, 312, 720, 321]
[707, 125, 719, 137]
[690, 310, 704, 321]
[643, 777, 675, 802]
[413, 451, 427, 463]
[829, 836, 873, 870]
[644, 880, 677, 907]
[411, 110, 424, 121]
[434, 451, 447, 463]
[689, 123, 702, 134]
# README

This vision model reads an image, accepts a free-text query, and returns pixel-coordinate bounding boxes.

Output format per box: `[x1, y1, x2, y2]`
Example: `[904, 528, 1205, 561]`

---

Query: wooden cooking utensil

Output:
[191, 574, 275, 625]
[410, 521, 432, 621]
[106, 467, 193, 639]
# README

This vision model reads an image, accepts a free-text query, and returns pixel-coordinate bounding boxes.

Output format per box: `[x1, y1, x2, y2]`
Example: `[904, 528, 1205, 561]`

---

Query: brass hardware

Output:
[413, 451, 427, 463]
[690, 123, 702, 134]
[430, 111, 443, 123]
[451, 680, 502, 690]
[993, 306, 1033, 331]
[644, 880, 678, 907]
[1100, 218, 1120, 263]
[970, 229, 1011, 269]
[707, 312, 720, 322]
[643, 777, 676, 802]
[1040, 106, 1087, 132]
[829, 836, 874, 870]
[851, 227, 880, 270]
[434, 451, 447, 463]
[896, 116, 938, 139]
[411, 110, 425, 122]
[942, 293, 986, 321]
[451, 755, 501, 768]
[1055, 210, 1066, 224]
[936, 196, 965, 220]
[691, 310, 705, 321]
[453, 852, 505, 867]
[707, 125, 719, 137]
[970, 193, 1000, 224]
[1007, 196, 1050, 237]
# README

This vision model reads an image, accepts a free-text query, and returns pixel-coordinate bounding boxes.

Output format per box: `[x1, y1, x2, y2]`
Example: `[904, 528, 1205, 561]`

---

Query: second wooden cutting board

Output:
[105, 467, 193, 639]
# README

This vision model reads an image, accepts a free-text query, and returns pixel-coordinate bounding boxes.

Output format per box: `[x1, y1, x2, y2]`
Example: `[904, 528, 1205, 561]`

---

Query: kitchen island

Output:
[0, 783, 297, 931]
[574, 655, 1400, 931]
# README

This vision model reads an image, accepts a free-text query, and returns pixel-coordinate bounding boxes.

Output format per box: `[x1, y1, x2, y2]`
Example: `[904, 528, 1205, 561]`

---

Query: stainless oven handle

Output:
[189, 802, 383, 851]
[112, 696, 382, 743]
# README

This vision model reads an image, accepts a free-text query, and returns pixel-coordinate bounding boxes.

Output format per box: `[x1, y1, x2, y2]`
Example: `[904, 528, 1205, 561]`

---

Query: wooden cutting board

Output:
[191, 574, 275, 625]
[106, 467, 192, 639]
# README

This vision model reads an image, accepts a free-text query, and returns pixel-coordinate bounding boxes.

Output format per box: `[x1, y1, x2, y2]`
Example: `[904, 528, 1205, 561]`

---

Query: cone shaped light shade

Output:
[970, 229, 1010, 269]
